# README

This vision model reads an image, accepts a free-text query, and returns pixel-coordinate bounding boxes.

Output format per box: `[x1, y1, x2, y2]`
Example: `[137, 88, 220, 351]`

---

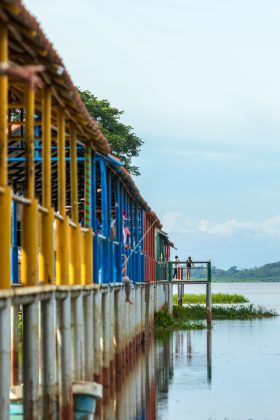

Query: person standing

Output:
[186, 256, 195, 281]
[173, 255, 179, 278]
[122, 254, 133, 304]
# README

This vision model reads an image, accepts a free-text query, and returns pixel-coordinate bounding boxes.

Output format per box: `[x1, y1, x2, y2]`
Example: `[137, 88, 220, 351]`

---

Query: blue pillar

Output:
[140, 208, 145, 281]
[91, 152, 99, 283]
[125, 194, 131, 279]
[100, 157, 108, 283]
[135, 203, 140, 282]
[107, 168, 113, 283]
[11, 200, 19, 284]
[35, 115, 40, 160]
[130, 200, 135, 281]
[116, 178, 122, 282]
[120, 184, 125, 277]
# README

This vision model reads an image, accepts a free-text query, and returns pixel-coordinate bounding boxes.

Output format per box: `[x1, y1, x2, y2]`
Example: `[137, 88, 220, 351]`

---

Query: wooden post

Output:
[0, 299, 11, 419]
[40, 87, 54, 284]
[144, 283, 150, 344]
[57, 292, 73, 419]
[69, 126, 82, 285]
[168, 282, 173, 315]
[41, 293, 56, 417]
[22, 87, 38, 287]
[11, 305, 19, 385]
[23, 299, 39, 418]
[0, 26, 12, 290]
[56, 108, 69, 286]
[93, 289, 102, 383]
[84, 289, 94, 381]
[109, 286, 115, 392]
[207, 328, 212, 383]
[206, 261, 212, 327]
[0, 26, 8, 187]
[114, 287, 122, 383]
[71, 291, 84, 381]
[102, 286, 110, 402]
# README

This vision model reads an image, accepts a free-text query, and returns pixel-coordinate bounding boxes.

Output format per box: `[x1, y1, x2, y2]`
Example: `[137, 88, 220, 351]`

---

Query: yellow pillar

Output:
[56, 217, 69, 285]
[25, 88, 35, 199]
[21, 198, 38, 286]
[81, 229, 93, 285]
[57, 108, 65, 216]
[42, 88, 51, 209]
[0, 26, 8, 186]
[39, 88, 54, 284]
[69, 126, 81, 285]
[56, 108, 69, 285]
[0, 26, 11, 289]
[0, 187, 11, 289]
[70, 224, 82, 285]
[70, 126, 78, 224]
[21, 86, 38, 286]
[40, 207, 54, 284]
[81, 145, 93, 284]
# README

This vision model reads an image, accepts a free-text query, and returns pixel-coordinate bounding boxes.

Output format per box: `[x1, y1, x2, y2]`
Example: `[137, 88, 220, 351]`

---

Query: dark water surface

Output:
[156, 283, 280, 420]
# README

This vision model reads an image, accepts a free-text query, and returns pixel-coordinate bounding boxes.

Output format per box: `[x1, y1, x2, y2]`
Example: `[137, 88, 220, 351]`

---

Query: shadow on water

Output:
[101, 329, 212, 420]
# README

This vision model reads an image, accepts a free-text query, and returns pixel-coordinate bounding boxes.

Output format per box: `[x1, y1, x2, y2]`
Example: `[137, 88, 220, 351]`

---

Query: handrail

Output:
[98, 234, 107, 241]
[38, 204, 49, 215]
[12, 194, 31, 206]
[170, 260, 210, 264]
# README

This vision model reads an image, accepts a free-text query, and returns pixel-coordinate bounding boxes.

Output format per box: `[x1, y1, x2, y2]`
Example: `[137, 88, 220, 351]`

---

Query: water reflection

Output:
[157, 329, 212, 398]
[99, 342, 157, 420]
[101, 329, 212, 420]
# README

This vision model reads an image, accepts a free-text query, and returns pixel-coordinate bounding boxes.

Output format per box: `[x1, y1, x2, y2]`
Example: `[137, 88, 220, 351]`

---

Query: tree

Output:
[78, 89, 144, 176]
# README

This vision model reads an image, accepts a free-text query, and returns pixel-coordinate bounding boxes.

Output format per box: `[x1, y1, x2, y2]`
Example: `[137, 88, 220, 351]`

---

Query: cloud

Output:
[162, 212, 280, 237]
[161, 148, 240, 162]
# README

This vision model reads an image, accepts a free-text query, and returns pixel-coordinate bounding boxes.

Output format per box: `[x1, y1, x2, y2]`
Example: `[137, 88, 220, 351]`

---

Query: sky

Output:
[24, 0, 280, 269]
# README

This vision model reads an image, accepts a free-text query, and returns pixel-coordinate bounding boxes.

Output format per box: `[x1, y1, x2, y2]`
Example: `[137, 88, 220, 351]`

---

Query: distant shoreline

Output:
[213, 278, 280, 283]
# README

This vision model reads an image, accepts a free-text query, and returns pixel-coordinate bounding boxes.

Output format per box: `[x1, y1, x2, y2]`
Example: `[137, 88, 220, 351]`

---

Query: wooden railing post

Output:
[206, 261, 212, 327]
[56, 108, 69, 285]
[40, 87, 54, 284]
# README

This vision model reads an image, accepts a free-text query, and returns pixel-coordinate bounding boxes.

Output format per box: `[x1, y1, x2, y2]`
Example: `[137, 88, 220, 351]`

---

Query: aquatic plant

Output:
[173, 304, 278, 320]
[154, 310, 206, 331]
[173, 293, 249, 305]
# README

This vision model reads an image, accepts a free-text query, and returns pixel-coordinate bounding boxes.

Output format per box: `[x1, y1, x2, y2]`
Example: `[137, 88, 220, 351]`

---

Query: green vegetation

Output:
[212, 262, 280, 282]
[154, 310, 206, 332]
[174, 304, 277, 320]
[78, 89, 143, 176]
[173, 293, 248, 304]
[155, 304, 277, 331]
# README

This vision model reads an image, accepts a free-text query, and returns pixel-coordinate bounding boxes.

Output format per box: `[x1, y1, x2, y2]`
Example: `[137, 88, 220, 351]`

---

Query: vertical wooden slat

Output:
[0, 26, 8, 187]
[40, 87, 54, 284]
[56, 108, 69, 285]
[70, 126, 78, 224]
[22, 86, 38, 287]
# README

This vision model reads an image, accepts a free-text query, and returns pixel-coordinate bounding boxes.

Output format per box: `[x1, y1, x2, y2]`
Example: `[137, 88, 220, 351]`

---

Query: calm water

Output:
[109, 283, 280, 420]
[156, 282, 280, 420]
